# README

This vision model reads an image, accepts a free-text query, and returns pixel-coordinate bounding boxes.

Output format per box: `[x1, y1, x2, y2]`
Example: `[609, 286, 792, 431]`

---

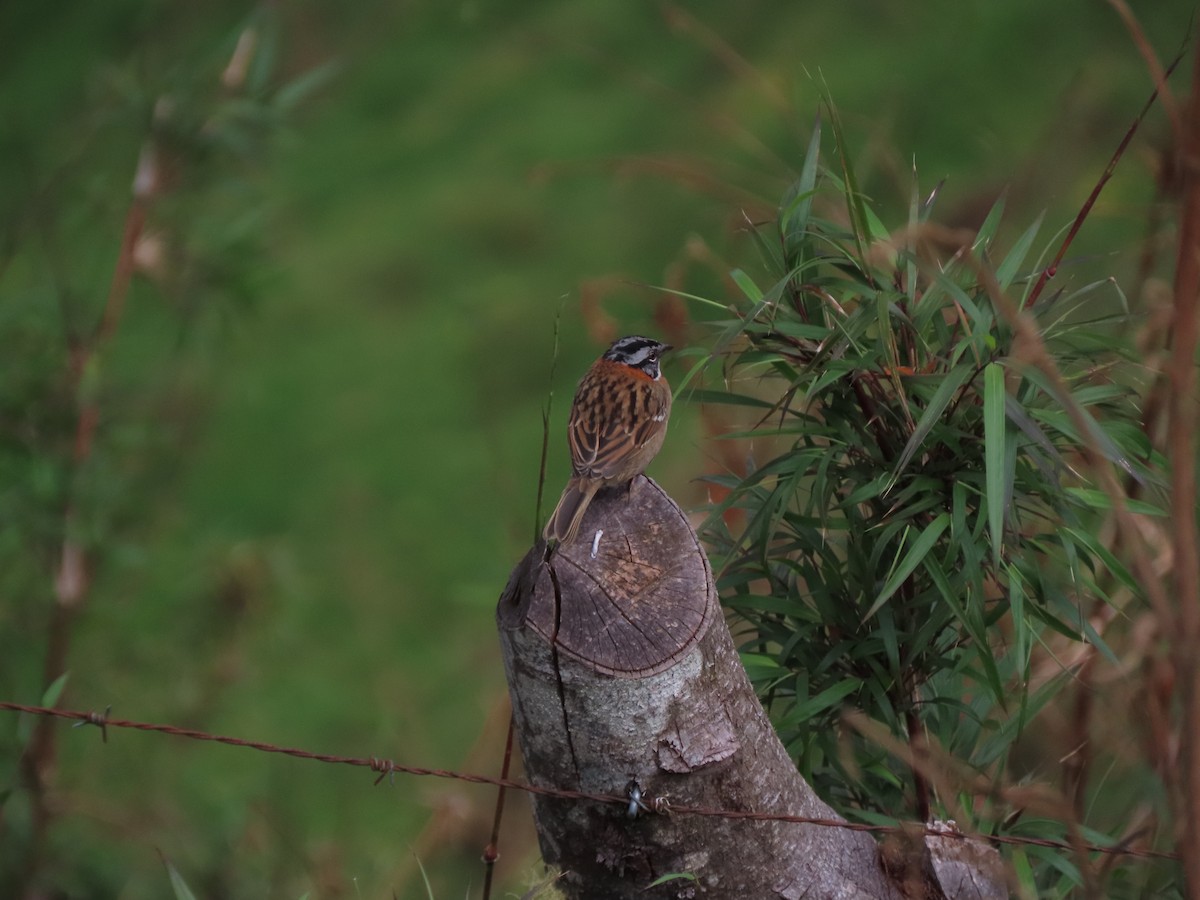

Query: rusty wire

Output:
[0, 701, 1178, 863]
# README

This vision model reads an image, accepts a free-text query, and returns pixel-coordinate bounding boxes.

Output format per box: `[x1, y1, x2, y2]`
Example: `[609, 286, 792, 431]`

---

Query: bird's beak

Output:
[662, 343, 674, 353]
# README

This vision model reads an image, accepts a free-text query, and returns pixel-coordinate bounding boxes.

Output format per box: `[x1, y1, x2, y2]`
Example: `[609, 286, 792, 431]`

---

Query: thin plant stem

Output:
[1167, 33, 1200, 897]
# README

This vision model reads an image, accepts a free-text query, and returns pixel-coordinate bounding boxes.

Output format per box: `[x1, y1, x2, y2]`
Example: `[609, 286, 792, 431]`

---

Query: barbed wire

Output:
[0, 701, 1178, 863]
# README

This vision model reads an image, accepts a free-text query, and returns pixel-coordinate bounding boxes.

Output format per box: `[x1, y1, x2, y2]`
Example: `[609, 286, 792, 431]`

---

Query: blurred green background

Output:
[0, 0, 1189, 896]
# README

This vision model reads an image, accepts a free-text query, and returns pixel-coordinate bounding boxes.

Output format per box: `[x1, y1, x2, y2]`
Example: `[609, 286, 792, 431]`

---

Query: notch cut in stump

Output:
[498, 476, 904, 899]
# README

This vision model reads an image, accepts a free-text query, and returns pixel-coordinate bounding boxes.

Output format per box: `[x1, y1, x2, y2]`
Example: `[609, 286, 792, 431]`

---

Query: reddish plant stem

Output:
[480, 712, 515, 900]
[1169, 35, 1200, 894]
[1024, 51, 1184, 310]
[905, 703, 930, 824]
[1105, 0, 1184, 150]
[1064, 649, 1096, 819]
[20, 146, 154, 895]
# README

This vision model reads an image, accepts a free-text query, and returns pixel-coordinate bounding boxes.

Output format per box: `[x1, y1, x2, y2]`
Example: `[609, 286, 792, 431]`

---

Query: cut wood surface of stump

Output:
[514, 476, 715, 678]
[497, 476, 1003, 900]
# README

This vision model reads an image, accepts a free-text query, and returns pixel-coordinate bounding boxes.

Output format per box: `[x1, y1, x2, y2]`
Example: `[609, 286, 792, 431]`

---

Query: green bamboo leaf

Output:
[1011, 848, 1037, 899]
[740, 652, 785, 673]
[1023, 591, 1113, 662]
[862, 766, 905, 791]
[890, 364, 974, 482]
[1004, 395, 1065, 470]
[686, 388, 777, 409]
[919, 177, 945, 221]
[819, 80, 872, 270]
[731, 268, 764, 303]
[806, 364, 851, 400]
[18, 673, 71, 749]
[972, 190, 1007, 252]
[983, 363, 1007, 563]
[1060, 526, 1140, 596]
[673, 352, 713, 395]
[787, 679, 861, 723]
[249, 10, 285, 97]
[1063, 487, 1166, 516]
[1009, 563, 1029, 677]
[1070, 383, 1129, 405]
[652, 284, 735, 313]
[923, 556, 1004, 701]
[647, 872, 699, 888]
[863, 204, 891, 244]
[931, 268, 989, 328]
[781, 117, 822, 248]
[767, 320, 836, 340]
[995, 212, 1044, 290]
[41, 671, 70, 707]
[745, 211, 787, 274]
[163, 856, 198, 900]
[1041, 278, 1129, 336]
[906, 173, 920, 302]
[864, 513, 950, 621]
[273, 60, 339, 113]
[1022, 387, 1140, 482]
[877, 603, 900, 674]
[950, 479, 971, 544]
[728, 594, 809, 616]
[978, 668, 1071, 765]
[413, 852, 435, 900]
[839, 474, 891, 508]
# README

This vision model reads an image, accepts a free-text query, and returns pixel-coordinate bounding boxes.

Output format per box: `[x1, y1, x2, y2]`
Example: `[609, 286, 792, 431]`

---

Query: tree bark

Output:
[497, 476, 1003, 899]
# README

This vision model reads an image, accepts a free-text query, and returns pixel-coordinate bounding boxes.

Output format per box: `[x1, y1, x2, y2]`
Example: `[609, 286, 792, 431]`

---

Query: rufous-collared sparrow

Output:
[543, 335, 673, 546]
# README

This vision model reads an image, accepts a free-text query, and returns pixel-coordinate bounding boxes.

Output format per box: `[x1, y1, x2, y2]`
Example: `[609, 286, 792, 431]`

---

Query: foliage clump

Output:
[696, 118, 1174, 896]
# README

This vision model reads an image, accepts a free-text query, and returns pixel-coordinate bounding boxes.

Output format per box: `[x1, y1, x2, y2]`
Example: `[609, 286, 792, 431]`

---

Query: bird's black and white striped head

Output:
[603, 335, 671, 380]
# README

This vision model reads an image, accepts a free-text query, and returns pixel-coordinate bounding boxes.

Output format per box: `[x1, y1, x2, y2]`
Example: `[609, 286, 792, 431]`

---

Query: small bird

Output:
[543, 335, 674, 547]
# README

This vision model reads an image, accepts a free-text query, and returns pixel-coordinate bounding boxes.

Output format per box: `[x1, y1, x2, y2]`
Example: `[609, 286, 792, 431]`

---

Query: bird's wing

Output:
[568, 379, 667, 480]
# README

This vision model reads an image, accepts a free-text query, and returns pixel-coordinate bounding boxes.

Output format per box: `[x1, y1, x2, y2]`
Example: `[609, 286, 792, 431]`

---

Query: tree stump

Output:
[497, 476, 903, 898]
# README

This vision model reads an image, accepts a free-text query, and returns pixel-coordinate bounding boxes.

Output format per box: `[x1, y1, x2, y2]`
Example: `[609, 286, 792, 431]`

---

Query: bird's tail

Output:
[543, 479, 600, 546]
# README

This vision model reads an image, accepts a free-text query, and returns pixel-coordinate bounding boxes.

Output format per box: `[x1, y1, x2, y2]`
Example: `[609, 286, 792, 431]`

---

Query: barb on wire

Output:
[369, 756, 397, 786]
[0, 701, 1179, 864]
[70, 705, 111, 743]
